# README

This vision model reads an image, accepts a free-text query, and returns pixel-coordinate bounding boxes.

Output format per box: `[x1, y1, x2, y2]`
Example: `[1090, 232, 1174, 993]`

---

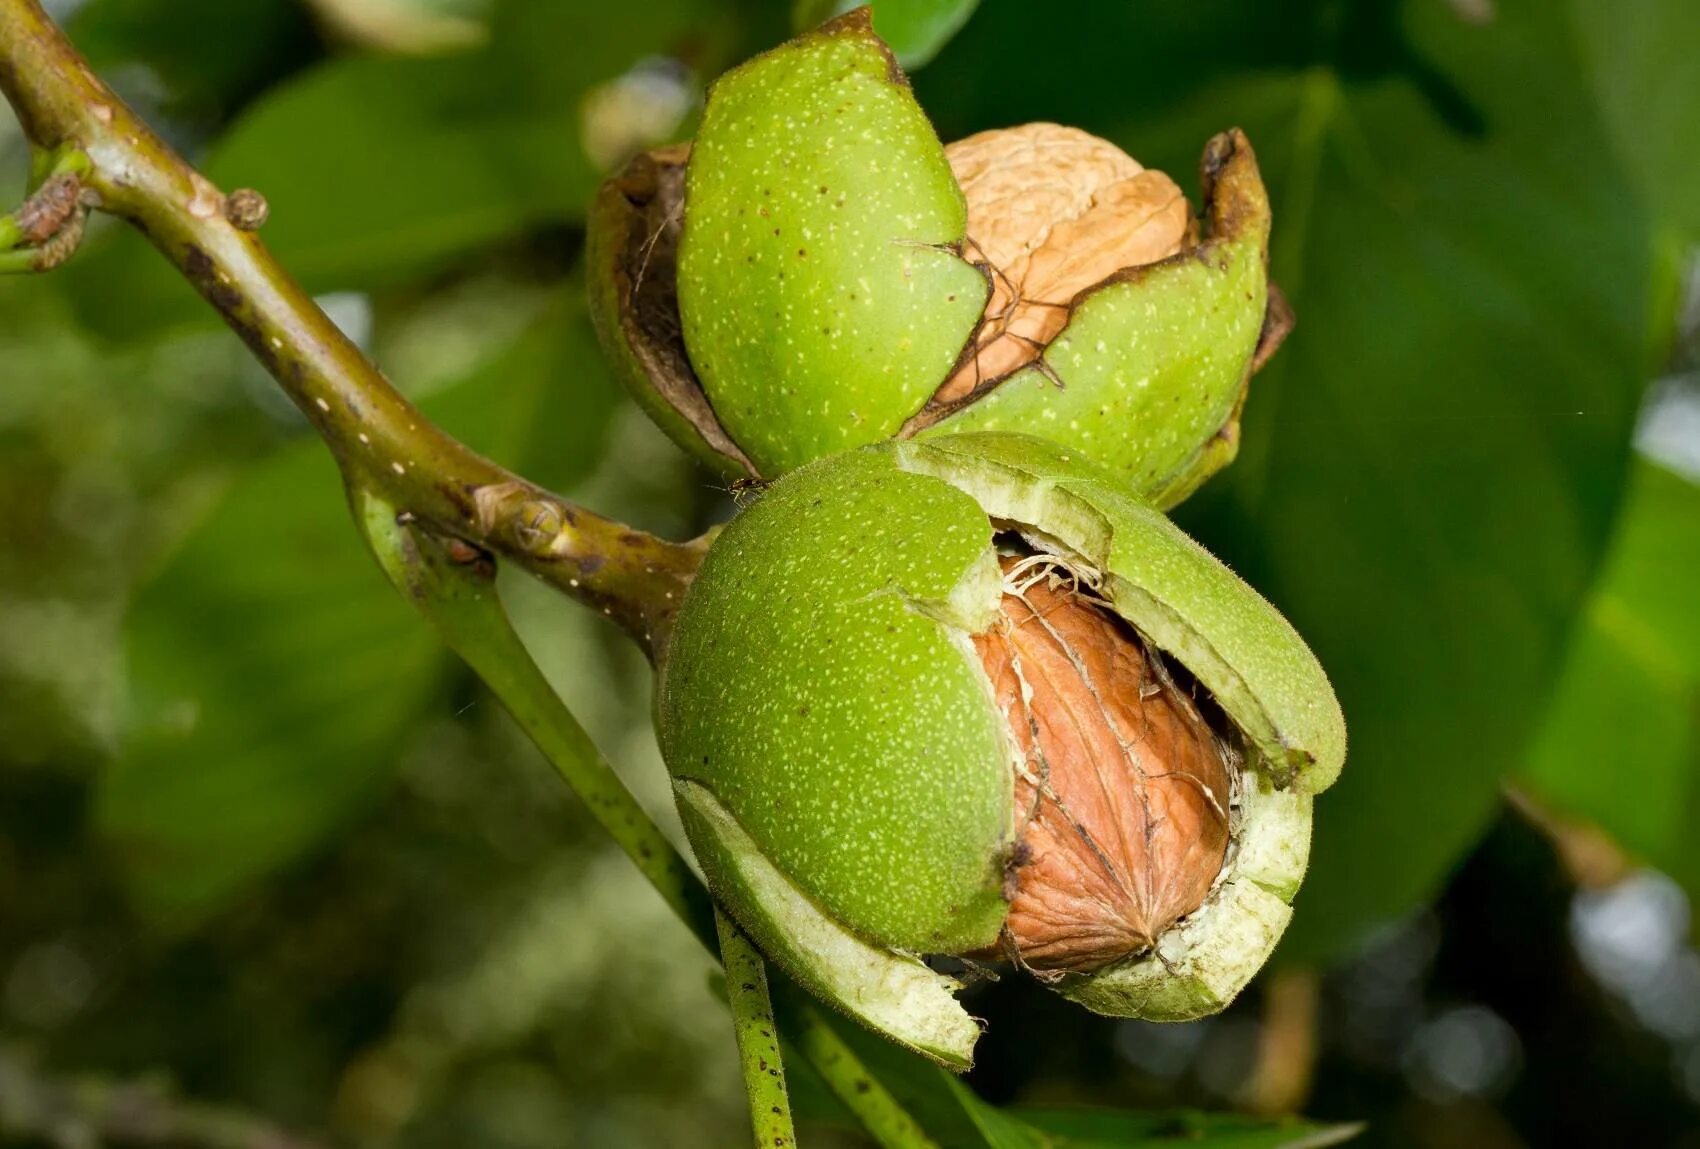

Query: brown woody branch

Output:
[0, 0, 705, 653]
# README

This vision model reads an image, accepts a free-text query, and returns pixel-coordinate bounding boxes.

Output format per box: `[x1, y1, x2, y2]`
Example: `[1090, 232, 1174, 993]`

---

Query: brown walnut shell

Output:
[938, 124, 1191, 402]
[975, 560, 1233, 973]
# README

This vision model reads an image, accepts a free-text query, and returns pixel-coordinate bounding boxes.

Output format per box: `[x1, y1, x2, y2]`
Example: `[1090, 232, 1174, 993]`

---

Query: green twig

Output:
[0, 0, 703, 653]
[357, 499, 938, 1149]
[0, 245, 42, 272]
[717, 908, 798, 1148]
[776, 983, 943, 1149]
[355, 490, 715, 944]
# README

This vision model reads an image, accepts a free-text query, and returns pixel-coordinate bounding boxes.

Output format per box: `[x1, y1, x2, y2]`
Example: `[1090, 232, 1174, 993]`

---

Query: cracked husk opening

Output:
[934, 125, 1191, 406]
[890, 432, 1335, 1017]
[604, 125, 1292, 479]
[596, 145, 754, 474]
[973, 553, 1236, 975]
[904, 127, 1291, 436]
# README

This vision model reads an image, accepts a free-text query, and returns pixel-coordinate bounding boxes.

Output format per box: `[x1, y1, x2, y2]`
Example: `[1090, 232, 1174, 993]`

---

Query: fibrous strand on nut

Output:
[975, 556, 1232, 973]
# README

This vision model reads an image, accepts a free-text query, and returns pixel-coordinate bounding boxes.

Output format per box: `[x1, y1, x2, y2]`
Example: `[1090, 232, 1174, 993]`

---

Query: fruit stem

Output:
[358, 495, 937, 1149]
[717, 908, 799, 1148]
[775, 981, 944, 1149]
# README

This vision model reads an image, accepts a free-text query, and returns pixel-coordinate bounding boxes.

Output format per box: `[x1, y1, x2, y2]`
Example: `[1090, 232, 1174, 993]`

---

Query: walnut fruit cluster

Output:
[583, 8, 1340, 1068]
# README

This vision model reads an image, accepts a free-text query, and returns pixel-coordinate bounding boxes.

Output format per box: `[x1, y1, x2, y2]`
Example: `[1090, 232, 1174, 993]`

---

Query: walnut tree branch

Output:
[0, 0, 704, 653]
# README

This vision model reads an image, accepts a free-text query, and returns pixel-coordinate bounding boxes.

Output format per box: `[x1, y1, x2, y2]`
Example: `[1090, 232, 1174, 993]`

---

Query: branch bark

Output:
[0, 0, 705, 653]
[0, 11, 948, 1148]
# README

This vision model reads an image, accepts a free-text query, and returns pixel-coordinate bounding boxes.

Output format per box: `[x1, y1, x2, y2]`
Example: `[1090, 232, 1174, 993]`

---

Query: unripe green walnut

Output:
[587, 9, 1290, 505]
[658, 433, 1343, 1068]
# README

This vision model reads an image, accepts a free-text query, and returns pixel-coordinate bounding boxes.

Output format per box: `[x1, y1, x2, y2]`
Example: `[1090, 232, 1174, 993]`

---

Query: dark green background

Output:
[1, 0, 1697, 1145]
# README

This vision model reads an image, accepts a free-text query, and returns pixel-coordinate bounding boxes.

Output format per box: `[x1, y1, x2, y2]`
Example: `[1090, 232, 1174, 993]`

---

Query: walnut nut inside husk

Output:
[659, 434, 1343, 1068]
[588, 11, 1288, 501]
[939, 124, 1191, 402]
[977, 557, 1233, 974]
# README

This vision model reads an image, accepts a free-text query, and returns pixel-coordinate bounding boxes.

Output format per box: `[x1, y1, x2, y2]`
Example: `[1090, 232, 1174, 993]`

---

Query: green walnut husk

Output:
[657, 432, 1344, 1068]
[587, 9, 1290, 502]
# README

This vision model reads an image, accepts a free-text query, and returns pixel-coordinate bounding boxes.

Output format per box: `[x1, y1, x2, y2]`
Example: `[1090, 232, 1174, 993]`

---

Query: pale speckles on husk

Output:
[591, 18, 1288, 502]
[674, 778, 983, 1067]
[675, 9, 988, 475]
[658, 450, 1013, 956]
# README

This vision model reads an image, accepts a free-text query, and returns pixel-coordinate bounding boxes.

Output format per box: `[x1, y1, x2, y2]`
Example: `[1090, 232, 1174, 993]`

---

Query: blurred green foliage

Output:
[916, 0, 1679, 969]
[1523, 458, 1700, 899]
[791, 0, 979, 67]
[98, 294, 620, 922]
[2, 0, 1698, 1146]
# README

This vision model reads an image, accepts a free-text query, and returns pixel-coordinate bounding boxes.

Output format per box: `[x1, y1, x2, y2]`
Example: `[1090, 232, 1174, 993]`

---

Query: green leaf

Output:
[484, 0, 708, 109]
[945, 1077, 1049, 1149]
[201, 56, 560, 287]
[1015, 1108, 1362, 1149]
[1047, 0, 1657, 963]
[788, 1002, 1358, 1148]
[1571, 0, 1700, 240]
[67, 53, 580, 339]
[912, 2, 1312, 143]
[68, 0, 317, 117]
[98, 295, 617, 923]
[67, 0, 716, 341]
[792, 0, 982, 69]
[99, 438, 443, 922]
[1520, 459, 1700, 896]
[1231, 0, 1653, 963]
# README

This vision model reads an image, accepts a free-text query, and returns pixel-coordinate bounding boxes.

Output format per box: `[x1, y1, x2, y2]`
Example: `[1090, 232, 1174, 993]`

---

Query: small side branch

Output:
[0, 1046, 326, 1149]
[0, 0, 703, 652]
[0, 148, 93, 273]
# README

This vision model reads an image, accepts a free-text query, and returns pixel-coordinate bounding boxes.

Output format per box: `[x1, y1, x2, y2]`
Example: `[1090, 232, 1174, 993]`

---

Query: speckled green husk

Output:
[590, 16, 1283, 497]
[921, 132, 1273, 509]
[675, 10, 988, 475]
[662, 450, 1013, 952]
[658, 433, 1344, 1066]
